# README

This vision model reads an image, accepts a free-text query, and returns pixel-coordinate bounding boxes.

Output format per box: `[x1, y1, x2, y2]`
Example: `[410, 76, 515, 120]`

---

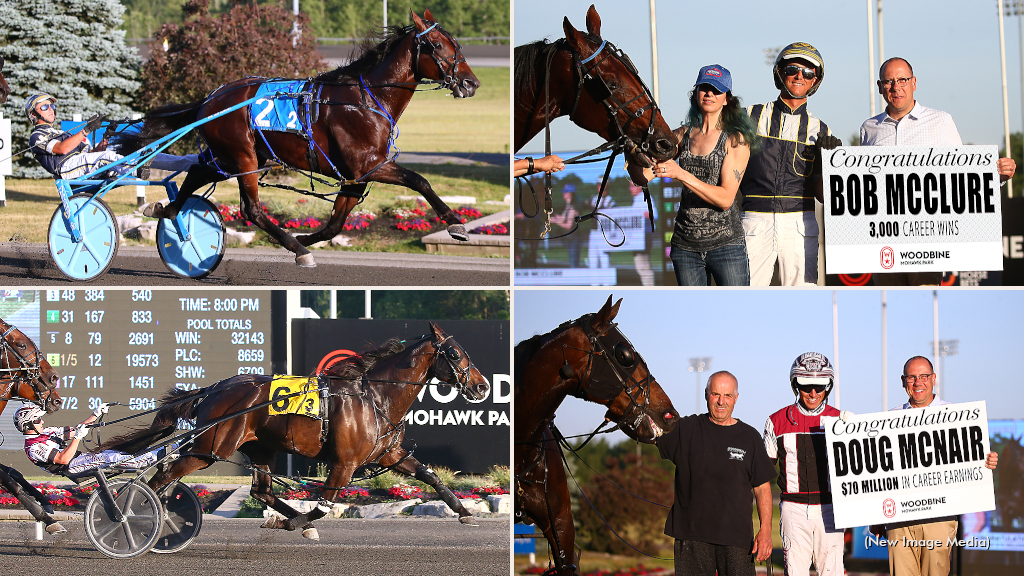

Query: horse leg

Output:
[276, 462, 358, 540]
[0, 465, 64, 534]
[236, 172, 316, 267]
[383, 451, 476, 525]
[367, 163, 469, 241]
[523, 456, 579, 576]
[296, 191, 362, 247]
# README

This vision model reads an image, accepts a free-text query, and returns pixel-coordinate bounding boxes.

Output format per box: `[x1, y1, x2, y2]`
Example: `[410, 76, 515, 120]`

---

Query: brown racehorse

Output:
[99, 322, 490, 539]
[0, 58, 10, 104]
[0, 316, 63, 532]
[514, 5, 676, 166]
[514, 296, 679, 576]
[116, 10, 479, 267]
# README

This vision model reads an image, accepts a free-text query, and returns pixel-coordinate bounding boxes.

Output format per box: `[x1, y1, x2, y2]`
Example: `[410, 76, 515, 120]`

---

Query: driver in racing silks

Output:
[762, 352, 851, 576]
[14, 403, 177, 477]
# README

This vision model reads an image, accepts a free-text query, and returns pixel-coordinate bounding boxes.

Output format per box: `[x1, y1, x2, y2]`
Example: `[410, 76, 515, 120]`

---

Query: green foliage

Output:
[356, 469, 401, 490]
[370, 290, 509, 320]
[137, 0, 324, 108]
[121, 0, 509, 42]
[235, 495, 267, 517]
[572, 448, 674, 556]
[297, 290, 509, 320]
[487, 464, 509, 487]
[0, 0, 141, 177]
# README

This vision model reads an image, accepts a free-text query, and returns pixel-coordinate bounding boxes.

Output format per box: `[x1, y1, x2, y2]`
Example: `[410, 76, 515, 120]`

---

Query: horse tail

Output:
[93, 386, 209, 455]
[110, 101, 203, 155]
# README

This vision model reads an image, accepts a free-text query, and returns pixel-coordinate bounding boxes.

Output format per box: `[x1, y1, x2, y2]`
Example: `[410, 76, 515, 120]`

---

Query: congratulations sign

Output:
[822, 146, 1002, 274]
[822, 401, 995, 529]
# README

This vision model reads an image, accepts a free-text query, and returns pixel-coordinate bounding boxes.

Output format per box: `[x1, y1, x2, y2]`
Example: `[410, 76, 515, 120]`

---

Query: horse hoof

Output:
[458, 515, 478, 526]
[142, 202, 165, 218]
[295, 253, 317, 268]
[447, 224, 469, 242]
[45, 522, 67, 535]
[302, 527, 320, 541]
[260, 516, 285, 529]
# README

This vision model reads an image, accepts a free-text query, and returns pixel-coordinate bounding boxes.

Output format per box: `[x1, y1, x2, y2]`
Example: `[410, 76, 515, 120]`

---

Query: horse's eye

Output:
[613, 342, 634, 367]
[446, 348, 461, 361]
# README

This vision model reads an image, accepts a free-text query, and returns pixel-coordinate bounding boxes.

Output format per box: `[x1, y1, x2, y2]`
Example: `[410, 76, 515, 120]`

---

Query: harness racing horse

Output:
[0, 58, 10, 104]
[99, 322, 490, 539]
[117, 10, 479, 268]
[514, 5, 676, 166]
[0, 317, 64, 532]
[514, 296, 679, 575]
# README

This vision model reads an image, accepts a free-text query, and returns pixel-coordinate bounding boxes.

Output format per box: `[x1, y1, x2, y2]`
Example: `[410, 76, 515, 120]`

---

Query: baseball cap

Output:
[694, 64, 732, 94]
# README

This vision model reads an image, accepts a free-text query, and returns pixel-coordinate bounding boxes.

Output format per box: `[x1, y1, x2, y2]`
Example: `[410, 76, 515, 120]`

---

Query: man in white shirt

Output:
[859, 58, 1016, 285]
[869, 356, 999, 576]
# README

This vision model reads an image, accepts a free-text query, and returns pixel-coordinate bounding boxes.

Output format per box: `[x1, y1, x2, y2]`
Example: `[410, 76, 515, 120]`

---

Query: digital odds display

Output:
[35, 289, 272, 428]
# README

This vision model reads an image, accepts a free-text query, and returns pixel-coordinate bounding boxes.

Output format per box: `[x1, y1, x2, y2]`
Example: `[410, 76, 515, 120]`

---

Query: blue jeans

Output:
[670, 241, 750, 286]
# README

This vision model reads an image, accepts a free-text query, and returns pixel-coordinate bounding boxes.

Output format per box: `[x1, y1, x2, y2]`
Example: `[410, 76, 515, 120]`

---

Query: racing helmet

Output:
[13, 404, 45, 433]
[773, 42, 824, 97]
[789, 351, 834, 396]
[24, 93, 57, 122]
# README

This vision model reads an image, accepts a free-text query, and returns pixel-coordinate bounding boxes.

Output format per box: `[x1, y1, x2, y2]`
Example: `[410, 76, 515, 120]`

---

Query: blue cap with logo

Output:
[694, 64, 732, 94]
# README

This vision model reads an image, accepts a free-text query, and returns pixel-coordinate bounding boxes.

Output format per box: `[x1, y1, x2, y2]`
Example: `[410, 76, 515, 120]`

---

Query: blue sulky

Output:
[49, 95, 263, 281]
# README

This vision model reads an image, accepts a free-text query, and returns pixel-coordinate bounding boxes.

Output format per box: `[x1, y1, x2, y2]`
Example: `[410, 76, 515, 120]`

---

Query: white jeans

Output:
[780, 501, 845, 576]
[742, 211, 819, 286]
[66, 446, 164, 475]
[59, 151, 199, 180]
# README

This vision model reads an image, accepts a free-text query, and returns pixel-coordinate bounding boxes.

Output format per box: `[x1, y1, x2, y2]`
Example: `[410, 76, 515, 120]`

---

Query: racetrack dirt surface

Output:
[0, 243, 510, 286]
[0, 517, 509, 576]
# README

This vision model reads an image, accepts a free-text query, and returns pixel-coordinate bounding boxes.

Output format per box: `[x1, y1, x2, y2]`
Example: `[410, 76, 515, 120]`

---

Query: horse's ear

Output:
[424, 8, 435, 22]
[411, 10, 427, 31]
[592, 295, 621, 330]
[562, 16, 586, 54]
[585, 4, 602, 38]
[429, 322, 445, 340]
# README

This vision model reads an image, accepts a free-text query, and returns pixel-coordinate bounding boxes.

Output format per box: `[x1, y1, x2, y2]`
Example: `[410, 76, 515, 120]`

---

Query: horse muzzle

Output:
[451, 76, 480, 99]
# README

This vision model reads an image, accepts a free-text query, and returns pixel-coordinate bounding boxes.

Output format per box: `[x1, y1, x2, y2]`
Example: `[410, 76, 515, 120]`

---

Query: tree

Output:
[137, 0, 324, 109]
[0, 0, 141, 177]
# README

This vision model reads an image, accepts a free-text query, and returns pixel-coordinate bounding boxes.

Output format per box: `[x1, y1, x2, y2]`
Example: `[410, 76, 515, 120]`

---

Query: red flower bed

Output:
[395, 218, 432, 232]
[387, 484, 424, 500]
[284, 216, 323, 229]
[471, 223, 508, 235]
[473, 485, 509, 496]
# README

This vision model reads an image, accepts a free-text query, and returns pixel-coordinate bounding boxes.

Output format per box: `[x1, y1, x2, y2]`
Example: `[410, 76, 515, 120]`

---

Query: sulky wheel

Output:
[47, 192, 120, 281]
[152, 481, 203, 554]
[83, 478, 163, 559]
[156, 196, 225, 279]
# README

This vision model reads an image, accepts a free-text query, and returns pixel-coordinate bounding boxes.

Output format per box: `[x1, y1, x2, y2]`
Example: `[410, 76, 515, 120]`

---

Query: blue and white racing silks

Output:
[249, 80, 312, 134]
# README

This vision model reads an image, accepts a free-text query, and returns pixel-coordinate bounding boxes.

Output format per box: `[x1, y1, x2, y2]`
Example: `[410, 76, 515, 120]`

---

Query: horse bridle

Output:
[568, 38, 660, 159]
[413, 22, 467, 92]
[562, 314, 653, 437]
[430, 334, 479, 396]
[0, 323, 53, 409]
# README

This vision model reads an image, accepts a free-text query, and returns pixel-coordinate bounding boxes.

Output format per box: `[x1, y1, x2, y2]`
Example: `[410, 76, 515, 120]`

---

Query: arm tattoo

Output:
[733, 169, 744, 183]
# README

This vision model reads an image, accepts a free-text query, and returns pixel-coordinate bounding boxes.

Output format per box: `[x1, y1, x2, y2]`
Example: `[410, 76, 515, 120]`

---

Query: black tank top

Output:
[671, 129, 745, 252]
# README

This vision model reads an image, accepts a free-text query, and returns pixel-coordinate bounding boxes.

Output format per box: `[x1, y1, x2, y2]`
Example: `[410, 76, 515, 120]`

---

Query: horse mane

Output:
[316, 25, 415, 82]
[514, 319, 576, 378]
[514, 32, 599, 106]
[323, 337, 407, 380]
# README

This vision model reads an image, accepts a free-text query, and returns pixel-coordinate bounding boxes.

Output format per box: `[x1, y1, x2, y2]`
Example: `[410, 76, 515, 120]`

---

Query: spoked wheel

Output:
[152, 481, 203, 554]
[47, 192, 120, 281]
[156, 196, 225, 279]
[83, 478, 163, 559]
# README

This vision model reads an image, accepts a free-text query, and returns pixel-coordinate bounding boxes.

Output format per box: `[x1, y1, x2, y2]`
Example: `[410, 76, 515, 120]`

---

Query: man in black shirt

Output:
[657, 371, 777, 576]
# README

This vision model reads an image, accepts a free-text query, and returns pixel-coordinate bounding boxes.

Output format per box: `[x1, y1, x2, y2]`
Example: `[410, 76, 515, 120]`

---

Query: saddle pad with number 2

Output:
[249, 80, 308, 134]
[268, 375, 321, 419]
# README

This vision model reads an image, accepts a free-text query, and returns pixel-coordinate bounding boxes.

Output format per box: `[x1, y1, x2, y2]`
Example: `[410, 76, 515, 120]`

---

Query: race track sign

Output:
[823, 145, 1003, 274]
[822, 401, 995, 529]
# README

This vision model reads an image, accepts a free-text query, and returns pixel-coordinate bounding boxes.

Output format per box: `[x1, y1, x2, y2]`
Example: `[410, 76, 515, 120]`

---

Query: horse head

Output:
[572, 295, 678, 443]
[0, 58, 10, 105]
[411, 10, 480, 99]
[0, 320, 61, 413]
[427, 322, 490, 402]
[561, 5, 676, 166]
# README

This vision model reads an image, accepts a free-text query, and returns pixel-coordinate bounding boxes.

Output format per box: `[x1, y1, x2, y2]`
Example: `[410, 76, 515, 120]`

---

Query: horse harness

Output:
[519, 36, 661, 243]
[0, 323, 51, 409]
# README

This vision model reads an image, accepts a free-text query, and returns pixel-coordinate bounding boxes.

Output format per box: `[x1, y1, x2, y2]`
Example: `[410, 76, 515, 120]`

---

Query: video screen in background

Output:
[514, 152, 679, 286]
[960, 419, 1024, 575]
